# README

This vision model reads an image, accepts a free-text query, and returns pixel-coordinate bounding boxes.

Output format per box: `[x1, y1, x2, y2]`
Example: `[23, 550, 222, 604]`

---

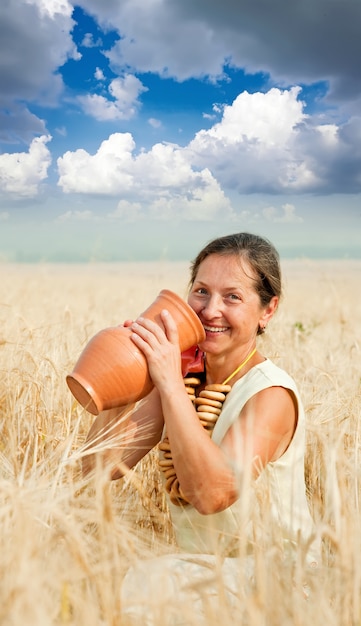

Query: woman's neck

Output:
[204, 344, 262, 386]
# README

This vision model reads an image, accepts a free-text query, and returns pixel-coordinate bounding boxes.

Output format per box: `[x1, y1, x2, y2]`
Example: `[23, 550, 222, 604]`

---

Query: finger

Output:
[129, 323, 158, 357]
[130, 319, 164, 349]
[132, 316, 167, 342]
[160, 309, 179, 344]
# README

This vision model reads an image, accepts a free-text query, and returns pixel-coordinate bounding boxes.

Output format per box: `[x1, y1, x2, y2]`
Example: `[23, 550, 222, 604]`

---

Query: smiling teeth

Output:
[203, 325, 228, 333]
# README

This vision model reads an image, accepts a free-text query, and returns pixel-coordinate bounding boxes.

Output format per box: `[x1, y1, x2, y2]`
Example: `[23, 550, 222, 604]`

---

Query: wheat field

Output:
[0, 259, 360, 626]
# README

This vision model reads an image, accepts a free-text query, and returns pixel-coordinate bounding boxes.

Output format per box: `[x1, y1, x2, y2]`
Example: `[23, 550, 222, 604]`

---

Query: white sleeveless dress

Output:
[120, 359, 320, 625]
[168, 359, 319, 564]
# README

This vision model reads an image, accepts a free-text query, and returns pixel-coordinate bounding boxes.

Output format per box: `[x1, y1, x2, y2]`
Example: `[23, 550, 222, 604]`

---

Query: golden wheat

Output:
[0, 259, 360, 625]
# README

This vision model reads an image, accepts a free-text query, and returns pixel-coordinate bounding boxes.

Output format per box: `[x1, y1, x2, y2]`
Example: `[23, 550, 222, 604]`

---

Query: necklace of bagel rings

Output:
[158, 346, 257, 506]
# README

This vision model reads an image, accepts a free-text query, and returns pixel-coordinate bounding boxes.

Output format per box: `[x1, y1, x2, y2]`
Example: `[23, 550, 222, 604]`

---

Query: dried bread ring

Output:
[195, 404, 221, 415]
[163, 467, 177, 479]
[170, 477, 180, 497]
[158, 458, 174, 468]
[194, 396, 222, 409]
[165, 475, 177, 492]
[199, 389, 227, 402]
[183, 377, 202, 386]
[158, 441, 171, 452]
[160, 377, 231, 506]
[170, 494, 186, 506]
[196, 411, 218, 423]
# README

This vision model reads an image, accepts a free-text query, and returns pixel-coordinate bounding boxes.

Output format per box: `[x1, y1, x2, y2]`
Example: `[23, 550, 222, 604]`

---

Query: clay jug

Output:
[66, 289, 205, 415]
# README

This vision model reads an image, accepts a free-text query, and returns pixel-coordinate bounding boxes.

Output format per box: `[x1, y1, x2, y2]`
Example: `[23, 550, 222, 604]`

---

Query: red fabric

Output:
[181, 346, 205, 376]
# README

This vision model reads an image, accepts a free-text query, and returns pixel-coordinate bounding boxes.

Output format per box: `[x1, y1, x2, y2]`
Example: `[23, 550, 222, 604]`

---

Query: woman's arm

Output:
[221, 386, 297, 477]
[161, 384, 296, 513]
[81, 387, 164, 480]
[130, 312, 297, 515]
[130, 311, 240, 514]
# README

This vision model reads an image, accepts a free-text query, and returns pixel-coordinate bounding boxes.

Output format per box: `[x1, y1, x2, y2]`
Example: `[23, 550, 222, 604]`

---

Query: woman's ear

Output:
[260, 296, 279, 328]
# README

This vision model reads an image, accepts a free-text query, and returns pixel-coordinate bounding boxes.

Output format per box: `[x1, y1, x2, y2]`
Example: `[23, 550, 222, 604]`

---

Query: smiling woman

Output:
[81, 232, 320, 625]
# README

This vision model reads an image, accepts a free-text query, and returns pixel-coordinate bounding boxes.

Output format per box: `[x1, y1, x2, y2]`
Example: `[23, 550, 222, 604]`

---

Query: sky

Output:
[0, 0, 360, 262]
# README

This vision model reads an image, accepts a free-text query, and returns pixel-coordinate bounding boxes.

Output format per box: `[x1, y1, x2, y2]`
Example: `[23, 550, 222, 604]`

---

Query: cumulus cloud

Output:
[56, 209, 99, 222]
[25, 0, 73, 19]
[94, 67, 105, 80]
[262, 204, 303, 223]
[0, 106, 47, 144]
[192, 87, 306, 147]
[188, 87, 361, 194]
[80, 32, 101, 48]
[78, 0, 361, 103]
[57, 85, 361, 208]
[96, 173, 233, 222]
[0, 135, 52, 197]
[0, 0, 76, 142]
[57, 132, 234, 220]
[2, 0, 361, 156]
[78, 75, 148, 121]
[78, 0, 227, 81]
[58, 133, 136, 193]
[109, 200, 143, 222]
[148, 118, 162, 129]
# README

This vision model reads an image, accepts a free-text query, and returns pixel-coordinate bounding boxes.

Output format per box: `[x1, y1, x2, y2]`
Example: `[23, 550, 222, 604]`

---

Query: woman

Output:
[83, 233, 319, 624]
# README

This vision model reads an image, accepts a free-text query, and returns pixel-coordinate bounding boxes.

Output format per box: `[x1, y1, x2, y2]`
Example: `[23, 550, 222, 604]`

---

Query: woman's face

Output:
[188, 253, 276, 357]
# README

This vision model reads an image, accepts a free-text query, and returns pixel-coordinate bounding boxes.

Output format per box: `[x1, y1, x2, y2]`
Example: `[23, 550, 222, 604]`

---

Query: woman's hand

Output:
[130, 310, 183, 392]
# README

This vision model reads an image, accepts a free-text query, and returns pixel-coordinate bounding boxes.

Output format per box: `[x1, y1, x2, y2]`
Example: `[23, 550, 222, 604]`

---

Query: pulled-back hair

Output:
[189, 233, 282, 334]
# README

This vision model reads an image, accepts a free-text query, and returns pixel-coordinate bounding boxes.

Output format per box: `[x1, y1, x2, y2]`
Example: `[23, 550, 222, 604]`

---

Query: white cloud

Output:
[0, 0, 76, 141]
[81, 33, 102, 48]
[187, 87, 360, 194]
[58, 133, 136, 194]
[77, 0, 361, 103]
[202, 113, 214, 120]
[95, 67, 105, 81]
[136, 169, 233, 222]
[109, 200, 143, 222]
[100, 0, 227, 81]
[0, 135, 52, 197]
[197, 87, 306, 146]
[262, 204, 303, 223]
[55, 126, 67, 137]
[57, 85, 361, 213]
[56, 209, 99, 222]
[57, 131, 234, 220]
[148, 118, 162, 129]
[316, 124, 338, 145]
[110, 174, 233, 222]
[0, 105, 47, 144]
[24, 0, 72, 19]
[78, 75, 148, 121]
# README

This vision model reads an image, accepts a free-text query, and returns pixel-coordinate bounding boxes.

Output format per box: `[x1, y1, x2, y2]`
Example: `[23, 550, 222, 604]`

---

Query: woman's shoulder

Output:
[212, 359, 304, 443]
[229, 358, 301, 402]
[249, 358, 298, 388]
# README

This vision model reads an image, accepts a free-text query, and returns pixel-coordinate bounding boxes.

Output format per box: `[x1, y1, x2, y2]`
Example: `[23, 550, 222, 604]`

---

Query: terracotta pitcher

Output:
[66, 289, 205, 415]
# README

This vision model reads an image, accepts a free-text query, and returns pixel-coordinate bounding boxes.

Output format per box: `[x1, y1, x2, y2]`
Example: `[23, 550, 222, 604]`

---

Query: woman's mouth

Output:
[203, 324, 229, 334]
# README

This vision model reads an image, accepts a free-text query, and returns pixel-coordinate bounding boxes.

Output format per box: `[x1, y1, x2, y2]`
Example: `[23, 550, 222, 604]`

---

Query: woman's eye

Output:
[196, 288, 208, 295]
[227, 293, 241, 301]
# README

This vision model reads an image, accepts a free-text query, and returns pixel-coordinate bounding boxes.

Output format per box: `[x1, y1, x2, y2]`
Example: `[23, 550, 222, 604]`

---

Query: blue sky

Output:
[0, 0, 360, 262]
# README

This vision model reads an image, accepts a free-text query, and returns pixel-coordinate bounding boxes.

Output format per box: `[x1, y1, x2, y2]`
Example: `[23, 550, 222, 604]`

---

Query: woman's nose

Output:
[201, 296, 223, 319]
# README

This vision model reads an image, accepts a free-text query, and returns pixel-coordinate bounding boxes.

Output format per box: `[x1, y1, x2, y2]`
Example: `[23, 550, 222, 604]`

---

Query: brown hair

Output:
[189, 233, 282, 334]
